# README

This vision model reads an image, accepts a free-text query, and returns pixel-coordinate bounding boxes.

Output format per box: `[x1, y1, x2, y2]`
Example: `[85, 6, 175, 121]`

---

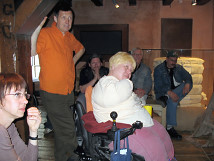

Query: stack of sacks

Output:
[153, 57, 205, 108]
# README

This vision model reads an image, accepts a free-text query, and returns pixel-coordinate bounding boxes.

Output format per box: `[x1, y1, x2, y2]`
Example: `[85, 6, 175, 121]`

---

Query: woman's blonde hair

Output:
[109, 52, 136, 71]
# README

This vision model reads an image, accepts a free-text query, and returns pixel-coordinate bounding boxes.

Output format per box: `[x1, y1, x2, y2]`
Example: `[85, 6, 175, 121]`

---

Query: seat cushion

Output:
[82, 111, 131, 133]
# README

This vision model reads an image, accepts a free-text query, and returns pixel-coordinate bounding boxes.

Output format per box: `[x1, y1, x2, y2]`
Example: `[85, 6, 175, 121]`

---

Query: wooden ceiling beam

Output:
[129, 0, 136, 6]
[196, 0, 211, 5]
[91, 0, 103, 6]
[162, 0, 174, 6]
[14, 0, 58, 35]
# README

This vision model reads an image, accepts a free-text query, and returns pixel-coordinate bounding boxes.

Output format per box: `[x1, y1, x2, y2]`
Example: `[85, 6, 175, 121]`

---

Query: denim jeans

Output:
[166, 82, 190, 126]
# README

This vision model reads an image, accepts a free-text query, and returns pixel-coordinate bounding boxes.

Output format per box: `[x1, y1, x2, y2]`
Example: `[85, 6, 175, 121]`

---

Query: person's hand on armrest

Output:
[134, 88, 146, 98]
[183, 83, 190, 95]
[167, 90, 179, 102]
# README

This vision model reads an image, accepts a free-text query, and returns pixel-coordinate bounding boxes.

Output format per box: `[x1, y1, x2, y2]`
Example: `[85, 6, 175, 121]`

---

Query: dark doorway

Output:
[161, 18, 192, 57]
[73, 24, 129, 62]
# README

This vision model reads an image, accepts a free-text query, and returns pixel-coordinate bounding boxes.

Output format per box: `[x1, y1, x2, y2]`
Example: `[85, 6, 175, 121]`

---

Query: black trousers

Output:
[40, 90, 77, 161]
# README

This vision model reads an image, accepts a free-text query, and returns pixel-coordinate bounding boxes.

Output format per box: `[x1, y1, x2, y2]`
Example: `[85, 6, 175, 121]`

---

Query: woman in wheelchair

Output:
[91, 52, 175, 161]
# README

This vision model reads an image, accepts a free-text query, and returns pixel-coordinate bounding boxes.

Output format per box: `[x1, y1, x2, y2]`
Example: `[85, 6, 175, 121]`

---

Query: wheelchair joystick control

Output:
[110, 111, 118, 120]
[110, 111, 118, 132]
[107, 111, 118, 140]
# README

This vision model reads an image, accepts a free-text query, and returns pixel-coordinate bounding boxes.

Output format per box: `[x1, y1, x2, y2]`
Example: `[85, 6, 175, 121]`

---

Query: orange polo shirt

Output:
[37, 22, 84, 95]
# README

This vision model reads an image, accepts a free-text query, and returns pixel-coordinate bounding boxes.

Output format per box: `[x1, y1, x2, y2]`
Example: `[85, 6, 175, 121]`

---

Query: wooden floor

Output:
[37, 104, 214, 161]
[38, 104, 55, 161]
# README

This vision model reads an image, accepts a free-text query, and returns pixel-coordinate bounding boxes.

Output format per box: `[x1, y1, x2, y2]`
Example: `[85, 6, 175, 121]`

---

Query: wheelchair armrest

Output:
[119, 121, 143, 140]
[107, 121, 143, 141]
[92, 133, 108, 138]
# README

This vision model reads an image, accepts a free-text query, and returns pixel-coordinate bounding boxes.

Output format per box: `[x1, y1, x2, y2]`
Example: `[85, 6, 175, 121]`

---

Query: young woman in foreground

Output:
[0, 73, 41, 161]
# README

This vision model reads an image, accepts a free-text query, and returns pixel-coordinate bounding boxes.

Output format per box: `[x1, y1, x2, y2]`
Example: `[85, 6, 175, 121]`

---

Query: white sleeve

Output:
[93, 78, 133, 107]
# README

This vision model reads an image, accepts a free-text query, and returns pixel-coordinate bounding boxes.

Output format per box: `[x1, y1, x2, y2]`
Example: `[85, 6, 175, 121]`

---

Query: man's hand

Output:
[79, 68, 100, 93]
[134, 88, 146, 98]
[93, 68, 100, 81]
[183, 83, 190, 95]
[167, 90, 179, 102]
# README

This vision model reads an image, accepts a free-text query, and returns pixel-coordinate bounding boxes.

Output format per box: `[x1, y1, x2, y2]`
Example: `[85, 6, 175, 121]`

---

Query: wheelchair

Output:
[72, 93, 145, 161]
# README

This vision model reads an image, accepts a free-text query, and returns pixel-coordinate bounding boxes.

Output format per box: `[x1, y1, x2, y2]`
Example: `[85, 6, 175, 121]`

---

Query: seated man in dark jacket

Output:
[154, 50, 193, 140]
[79, 54, 109, 93]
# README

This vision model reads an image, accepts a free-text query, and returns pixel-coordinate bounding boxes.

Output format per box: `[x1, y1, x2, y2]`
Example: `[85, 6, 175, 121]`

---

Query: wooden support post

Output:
[0, 0, 29, 143]
[0, 0, 17, 73]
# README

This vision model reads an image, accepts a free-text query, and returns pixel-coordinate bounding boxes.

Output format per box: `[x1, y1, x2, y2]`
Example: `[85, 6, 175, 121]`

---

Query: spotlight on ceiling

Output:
[192, 0, 197, 5]
[112, 0, 119, 8]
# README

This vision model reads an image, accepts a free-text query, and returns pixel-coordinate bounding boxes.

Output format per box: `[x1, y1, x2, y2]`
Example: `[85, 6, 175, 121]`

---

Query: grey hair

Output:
[130, 47, 142, 55]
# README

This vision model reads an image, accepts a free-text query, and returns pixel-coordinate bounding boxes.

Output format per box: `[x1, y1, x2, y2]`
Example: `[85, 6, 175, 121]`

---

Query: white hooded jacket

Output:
[92, 76, 154, 127]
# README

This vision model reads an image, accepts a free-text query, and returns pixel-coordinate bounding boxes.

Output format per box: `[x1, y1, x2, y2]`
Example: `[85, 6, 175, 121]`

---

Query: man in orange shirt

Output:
[36, 3, 85, 161]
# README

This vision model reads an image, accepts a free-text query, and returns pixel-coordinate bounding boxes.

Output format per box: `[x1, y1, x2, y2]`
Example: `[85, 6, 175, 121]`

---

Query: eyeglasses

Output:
[6, 93, 31, 99]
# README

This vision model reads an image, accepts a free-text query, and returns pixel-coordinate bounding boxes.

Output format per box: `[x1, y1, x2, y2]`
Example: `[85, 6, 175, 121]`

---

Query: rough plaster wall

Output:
[213, 0, 214, 50]
[73, 0, 161, 50]
[160, 0, 213, 49]
[213, 1, 214, 88]
[73, 0, 213, 50]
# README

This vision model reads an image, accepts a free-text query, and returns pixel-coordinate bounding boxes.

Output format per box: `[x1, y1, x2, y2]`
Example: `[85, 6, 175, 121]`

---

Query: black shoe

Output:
[74, 145, 85, 156]
[157, 96, 168, 107]
[167, 128, 182, 140]
[44, 129, 54, 138]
